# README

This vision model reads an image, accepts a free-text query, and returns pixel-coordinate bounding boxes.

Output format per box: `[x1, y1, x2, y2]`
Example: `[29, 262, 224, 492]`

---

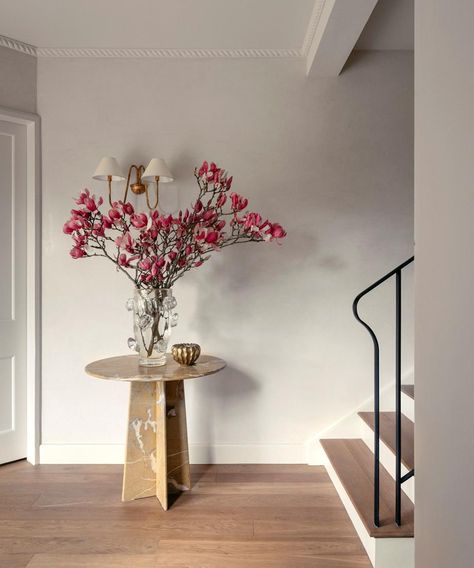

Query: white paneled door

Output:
[0, 119, 27, 464]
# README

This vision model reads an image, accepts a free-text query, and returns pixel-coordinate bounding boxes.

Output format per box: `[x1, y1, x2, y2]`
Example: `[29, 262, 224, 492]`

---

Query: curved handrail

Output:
[352, 256, 414, 528]
[352, 256, 414, 316]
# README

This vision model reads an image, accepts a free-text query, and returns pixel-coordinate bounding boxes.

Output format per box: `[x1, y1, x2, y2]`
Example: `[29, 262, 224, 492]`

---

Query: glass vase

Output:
[126, 288, 178, 366]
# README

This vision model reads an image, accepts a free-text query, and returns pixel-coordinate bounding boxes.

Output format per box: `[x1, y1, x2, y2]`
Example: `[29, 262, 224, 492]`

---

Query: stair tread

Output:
[321, 438, 414, 538]
[401, 385, 414, 400]
[358, 411, 414, 471]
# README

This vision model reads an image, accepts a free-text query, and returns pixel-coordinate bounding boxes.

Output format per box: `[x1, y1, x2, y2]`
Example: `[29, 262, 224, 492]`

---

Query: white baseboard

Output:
[40, 444, 126, 464]
[39, 443, 307, 464]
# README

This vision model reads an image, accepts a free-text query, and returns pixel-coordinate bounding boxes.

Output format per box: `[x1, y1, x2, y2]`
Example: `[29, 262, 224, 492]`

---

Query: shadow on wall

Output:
[182, 216, 346, 450]
[190, 364, 259, 463]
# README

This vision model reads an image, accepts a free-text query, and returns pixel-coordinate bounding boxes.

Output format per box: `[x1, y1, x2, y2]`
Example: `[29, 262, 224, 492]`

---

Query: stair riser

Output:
[401, 391, 414, 422]
[360, 420, 415, 503]
[324, 458, 376, 564]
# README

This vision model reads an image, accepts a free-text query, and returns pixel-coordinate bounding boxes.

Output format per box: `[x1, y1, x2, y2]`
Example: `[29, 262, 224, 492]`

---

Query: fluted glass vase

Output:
[126, 288, 178, 366]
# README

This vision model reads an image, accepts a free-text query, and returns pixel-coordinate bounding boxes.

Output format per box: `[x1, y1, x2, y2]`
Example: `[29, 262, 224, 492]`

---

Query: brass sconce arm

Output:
[95, 157, 172, 211]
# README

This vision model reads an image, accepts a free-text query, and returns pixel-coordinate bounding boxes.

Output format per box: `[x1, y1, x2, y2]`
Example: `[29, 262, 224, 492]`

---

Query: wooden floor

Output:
[0, 461, 371, 568]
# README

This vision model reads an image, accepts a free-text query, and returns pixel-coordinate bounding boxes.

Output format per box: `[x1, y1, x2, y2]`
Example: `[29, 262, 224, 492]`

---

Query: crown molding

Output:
[0, 35, 37, 57]
[35, 46, 302, 58]
[302, 0, 327, 56]
[0, 33, 302, 60]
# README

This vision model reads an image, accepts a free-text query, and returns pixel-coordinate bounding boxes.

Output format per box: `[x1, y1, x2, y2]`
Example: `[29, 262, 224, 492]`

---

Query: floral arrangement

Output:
[63, 160, 286, 289]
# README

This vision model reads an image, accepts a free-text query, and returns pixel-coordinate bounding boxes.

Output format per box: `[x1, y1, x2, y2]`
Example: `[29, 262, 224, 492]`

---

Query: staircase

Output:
[320, 258, 415, 568]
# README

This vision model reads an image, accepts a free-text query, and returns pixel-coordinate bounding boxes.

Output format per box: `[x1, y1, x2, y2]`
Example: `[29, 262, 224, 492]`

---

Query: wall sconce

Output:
[93, 157, 174, 210]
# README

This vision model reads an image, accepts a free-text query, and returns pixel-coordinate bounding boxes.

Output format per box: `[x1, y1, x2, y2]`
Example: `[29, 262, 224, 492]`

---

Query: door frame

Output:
[0, 107, 41, 464]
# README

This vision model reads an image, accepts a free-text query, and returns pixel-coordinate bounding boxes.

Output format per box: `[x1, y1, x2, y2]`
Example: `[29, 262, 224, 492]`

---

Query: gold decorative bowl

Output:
[171, 343, 201, 366]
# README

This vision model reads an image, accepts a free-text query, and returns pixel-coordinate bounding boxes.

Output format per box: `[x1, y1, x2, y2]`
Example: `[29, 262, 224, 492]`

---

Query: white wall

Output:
[38, 50, 414, 463]
[415, 1, 474, 566]
[0, 46, 36, 113]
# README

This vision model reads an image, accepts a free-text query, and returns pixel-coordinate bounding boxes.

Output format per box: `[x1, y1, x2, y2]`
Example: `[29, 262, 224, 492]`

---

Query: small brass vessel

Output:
[172, 343, 201, 366]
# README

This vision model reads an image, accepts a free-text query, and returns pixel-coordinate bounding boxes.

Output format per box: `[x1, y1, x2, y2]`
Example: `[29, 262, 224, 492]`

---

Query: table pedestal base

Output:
[122, 380, 191, 510]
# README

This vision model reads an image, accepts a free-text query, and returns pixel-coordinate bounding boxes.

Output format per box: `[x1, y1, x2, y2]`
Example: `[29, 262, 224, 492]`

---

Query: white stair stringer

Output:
[323, 455, 414, 568]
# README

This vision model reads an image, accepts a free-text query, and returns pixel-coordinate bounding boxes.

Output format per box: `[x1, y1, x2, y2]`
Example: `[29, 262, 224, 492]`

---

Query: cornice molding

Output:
[35, 46, 302, 58]
[302, 0, 327, 56]
[0, 35, 37, 57]
[0, 34, 303, 60]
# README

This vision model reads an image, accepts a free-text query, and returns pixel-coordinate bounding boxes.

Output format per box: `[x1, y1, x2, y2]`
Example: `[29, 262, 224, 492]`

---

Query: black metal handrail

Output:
[352, 256, 414, 527]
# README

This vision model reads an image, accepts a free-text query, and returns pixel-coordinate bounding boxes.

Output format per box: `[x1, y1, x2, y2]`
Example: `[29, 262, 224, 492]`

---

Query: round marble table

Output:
[85, 354, 226, 510]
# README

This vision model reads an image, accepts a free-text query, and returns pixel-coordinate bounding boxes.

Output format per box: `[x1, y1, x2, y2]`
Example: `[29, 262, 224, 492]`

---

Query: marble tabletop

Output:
[85, 353, 226, 382]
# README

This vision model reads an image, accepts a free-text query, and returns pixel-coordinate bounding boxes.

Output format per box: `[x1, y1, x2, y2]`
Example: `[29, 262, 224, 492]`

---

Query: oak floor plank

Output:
[26, 554, 158, 568]
[0, 461, 371, 567]
[0, 553, 33, 568]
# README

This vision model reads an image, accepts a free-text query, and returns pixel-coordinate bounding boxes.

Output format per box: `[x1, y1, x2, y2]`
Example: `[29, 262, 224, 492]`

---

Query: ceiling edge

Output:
[0, 35, 37, 57]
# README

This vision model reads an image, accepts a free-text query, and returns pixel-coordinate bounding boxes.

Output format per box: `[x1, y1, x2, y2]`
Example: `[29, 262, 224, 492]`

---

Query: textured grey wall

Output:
[415, 1, 474, 566]
[0, 46, 36, 113]
[38, 51, 414, 461]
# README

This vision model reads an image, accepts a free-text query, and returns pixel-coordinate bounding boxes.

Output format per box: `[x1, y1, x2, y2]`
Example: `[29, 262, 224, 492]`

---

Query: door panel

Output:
[0, 119, 27, 464]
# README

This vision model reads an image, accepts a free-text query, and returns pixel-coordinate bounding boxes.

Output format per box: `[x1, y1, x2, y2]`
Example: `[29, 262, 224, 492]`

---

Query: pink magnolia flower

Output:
[73, 234, 88, 247]
[151, 259, 165, 277]
[138, 257, 152, 271]
[202, 209, 217, 224]
[70, 246, 86, 259]
[121, 202, 134, 216]
[205, 230, 219, 244]
[84, 195, 103, 212]
[231, 192, 248, 212]
[118, 253, 139, 267]
[216, 193, 227, 207]
[118, 253, 129, 266]
[102, 216, 113, 229]
[130, 213, 148, 229]
[75, 189, 90, 205]
[63, 221, 76, 234]
[267, 223, 287, 240]
[198, 161, 209, 177]
[160, 215, 173, 229]
[109, 208, 122, 221]
[115, 232, 134, 253]
[156, 257, 166, 269]
[194, 228, 206, 241]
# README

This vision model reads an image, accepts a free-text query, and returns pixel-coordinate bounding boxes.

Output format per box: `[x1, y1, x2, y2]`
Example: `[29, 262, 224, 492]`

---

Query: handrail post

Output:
[374, 342, 380, 528]
[395, 270, 402, 525]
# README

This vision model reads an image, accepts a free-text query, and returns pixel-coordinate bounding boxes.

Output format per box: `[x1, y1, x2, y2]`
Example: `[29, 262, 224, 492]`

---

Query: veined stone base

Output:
[122, 379, 191, 510]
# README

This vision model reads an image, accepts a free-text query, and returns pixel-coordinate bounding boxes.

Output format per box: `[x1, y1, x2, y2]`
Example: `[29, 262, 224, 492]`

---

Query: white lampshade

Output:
[142, 158, 174, 183]
[93, 157, 125, 181]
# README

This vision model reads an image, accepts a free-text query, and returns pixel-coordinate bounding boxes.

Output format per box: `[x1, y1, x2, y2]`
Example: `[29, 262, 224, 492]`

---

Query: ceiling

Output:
[0, 0, 314, 50]
[0, 0, 413, 51]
